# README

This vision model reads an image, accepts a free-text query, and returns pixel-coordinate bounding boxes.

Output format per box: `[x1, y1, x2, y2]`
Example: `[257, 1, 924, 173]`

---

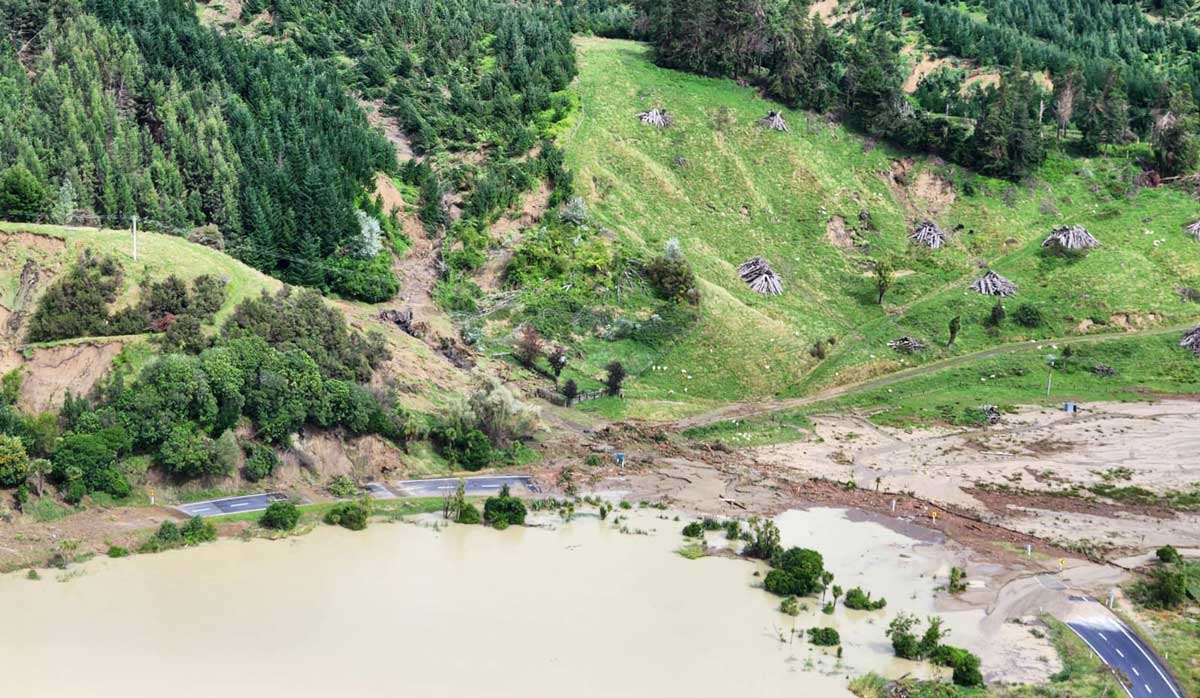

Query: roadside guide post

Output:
[615, 453, 625, 467]
[1026, 544, 1032, 558]
[149, 488, 154, 506]
[1107, 590, 1116, 609]
[891, 499, 896, 514]
[1058, 558, 1066, 573]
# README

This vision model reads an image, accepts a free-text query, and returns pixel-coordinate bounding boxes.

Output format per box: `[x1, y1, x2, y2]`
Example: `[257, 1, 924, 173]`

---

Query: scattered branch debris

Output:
[888, 336, 926, 354]
[758, 111, 788, 132]
[1042, 225, 1098, 251]
[738, 256, 783, 295]
[1092, 364, 1116, 377]
[981, 405, 1002, 425]
[637, 108, 672, 127]
[909, 220, 946, 249]
[1186, 219, 1200, 241]
[971, 270, 1017, 297]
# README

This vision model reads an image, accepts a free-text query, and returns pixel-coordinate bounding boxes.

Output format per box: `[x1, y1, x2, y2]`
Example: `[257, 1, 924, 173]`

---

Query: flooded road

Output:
[0, 508, 985, 697]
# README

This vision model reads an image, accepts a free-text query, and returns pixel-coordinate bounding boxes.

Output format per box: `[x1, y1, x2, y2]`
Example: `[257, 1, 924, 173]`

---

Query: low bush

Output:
[483, 485, 527, 528]
[456, 502, 482, 524]
[843, 586, 887, 610]
[324, 501, 370, 531]
[260, 502, 301, 531]
[682, 521, 705, 538]
[181, 516, 217, 545]
[808, 627, 840, 646]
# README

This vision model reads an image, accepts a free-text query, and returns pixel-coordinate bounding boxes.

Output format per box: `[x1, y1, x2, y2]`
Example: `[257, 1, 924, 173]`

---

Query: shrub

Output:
[0, 434, 30, 487]
[1157, 545, 1181, 564]
[984, 300, 1006, 328]
[158, 424, 220, 479]
[260, 502, 301, 531]
[887, 613, 922, 659]
[181, 516, 217, 545]
[107, 546, 129, 558]
[456, 502, 482, 524]
[1013, 303, 1044, 328]
[324, 500, 370, 530]
[931, 645, 984, 687]
[483, 484, 527, 527]
[769, 547, 826, 595]
[682, 521, 705, 538]
[844, 587, 887, 610]
[604, 361, 627, 397]
[764, 569, 804, 596]
[143, 520, 183, 552]
[327, 475, 359, 499]
[780, 596, 800, 616]
[645, 239, 700, 305]
[1138, 567, 1188, 609]
[948, 566, 968, 593]
[808, 627, 840, 646]
[561, 379, 579, 403]
[243, 443, 278, 482]
[26, 250, 125, 342]
[743, 517, 782, 560]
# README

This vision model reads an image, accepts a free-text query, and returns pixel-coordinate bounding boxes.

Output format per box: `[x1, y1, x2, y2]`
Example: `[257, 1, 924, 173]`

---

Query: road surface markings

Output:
[1115, 648, 1124, 658]
[1133, 667, 1140, 677]
[1118, 626, 1182, 698]
[1066, 626, 1133, 698]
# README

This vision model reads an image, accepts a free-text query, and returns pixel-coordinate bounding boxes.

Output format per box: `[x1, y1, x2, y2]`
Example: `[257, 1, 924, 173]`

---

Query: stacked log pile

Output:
[1042, 225, 1099, 251]
[909, 220, 946, 249]
[971, 270, 1017, 296]
[637, 108, 672, 127]
[759, 111, 788, 132]
[738, 257, 783, 295]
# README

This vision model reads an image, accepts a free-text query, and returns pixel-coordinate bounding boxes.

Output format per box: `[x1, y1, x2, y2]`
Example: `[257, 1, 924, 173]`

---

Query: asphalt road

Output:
[1067, 607, 1183, 698]
[176, 493, 288, 517]
[392, 475, 540, 497]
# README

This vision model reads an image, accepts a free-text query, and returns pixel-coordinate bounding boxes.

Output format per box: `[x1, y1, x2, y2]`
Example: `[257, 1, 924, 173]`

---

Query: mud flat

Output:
[0, 507, 1045, 698]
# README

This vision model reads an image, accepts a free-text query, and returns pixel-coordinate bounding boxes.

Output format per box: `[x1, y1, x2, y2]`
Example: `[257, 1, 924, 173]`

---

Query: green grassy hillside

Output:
[0, 221, 281, 340]
[561, 37, 1200, 419]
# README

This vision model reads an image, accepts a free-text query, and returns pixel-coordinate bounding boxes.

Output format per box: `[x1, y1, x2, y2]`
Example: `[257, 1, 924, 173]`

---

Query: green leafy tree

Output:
[0, 434, 30, 487]
[872, 258, 895, 304]
[0, 165, 49, 221]
[604, 361, 627, 397]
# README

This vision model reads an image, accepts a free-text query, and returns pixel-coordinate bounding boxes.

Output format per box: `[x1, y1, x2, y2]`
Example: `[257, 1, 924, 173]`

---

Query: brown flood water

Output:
[0, 507, 982, 697]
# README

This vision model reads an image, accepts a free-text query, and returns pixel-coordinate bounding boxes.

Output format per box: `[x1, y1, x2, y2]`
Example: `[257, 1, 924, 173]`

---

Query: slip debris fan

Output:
[738, 256, 783, 295]
[909, 220, 946, 249]
[971, 270, 1017, 296]
[637, 108, 672, 127]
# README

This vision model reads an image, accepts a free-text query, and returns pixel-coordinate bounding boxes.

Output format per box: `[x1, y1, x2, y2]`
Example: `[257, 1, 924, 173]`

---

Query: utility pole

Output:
[130, 214, 139, 261]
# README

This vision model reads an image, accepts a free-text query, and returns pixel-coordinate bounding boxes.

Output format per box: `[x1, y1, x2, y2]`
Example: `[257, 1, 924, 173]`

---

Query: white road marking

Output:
[1115, 648, 1124, 658]
[1133, 667, 1140, 677]
[1099, 632, 1108, 642]
[1066, 625, 1134, 698]
[1146, 684, 1152, 694]
[1118, 626, 1182, 698]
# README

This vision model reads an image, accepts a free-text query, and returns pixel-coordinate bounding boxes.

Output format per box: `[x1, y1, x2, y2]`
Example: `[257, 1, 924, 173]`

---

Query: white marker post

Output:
[131, 214, 139, 261]
[1026, 543, 1032, 558]
[891, 499, 896, 514]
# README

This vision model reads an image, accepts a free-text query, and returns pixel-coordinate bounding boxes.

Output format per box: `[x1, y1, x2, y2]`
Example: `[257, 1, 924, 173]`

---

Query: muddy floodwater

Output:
[0, 507, 986, 697]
